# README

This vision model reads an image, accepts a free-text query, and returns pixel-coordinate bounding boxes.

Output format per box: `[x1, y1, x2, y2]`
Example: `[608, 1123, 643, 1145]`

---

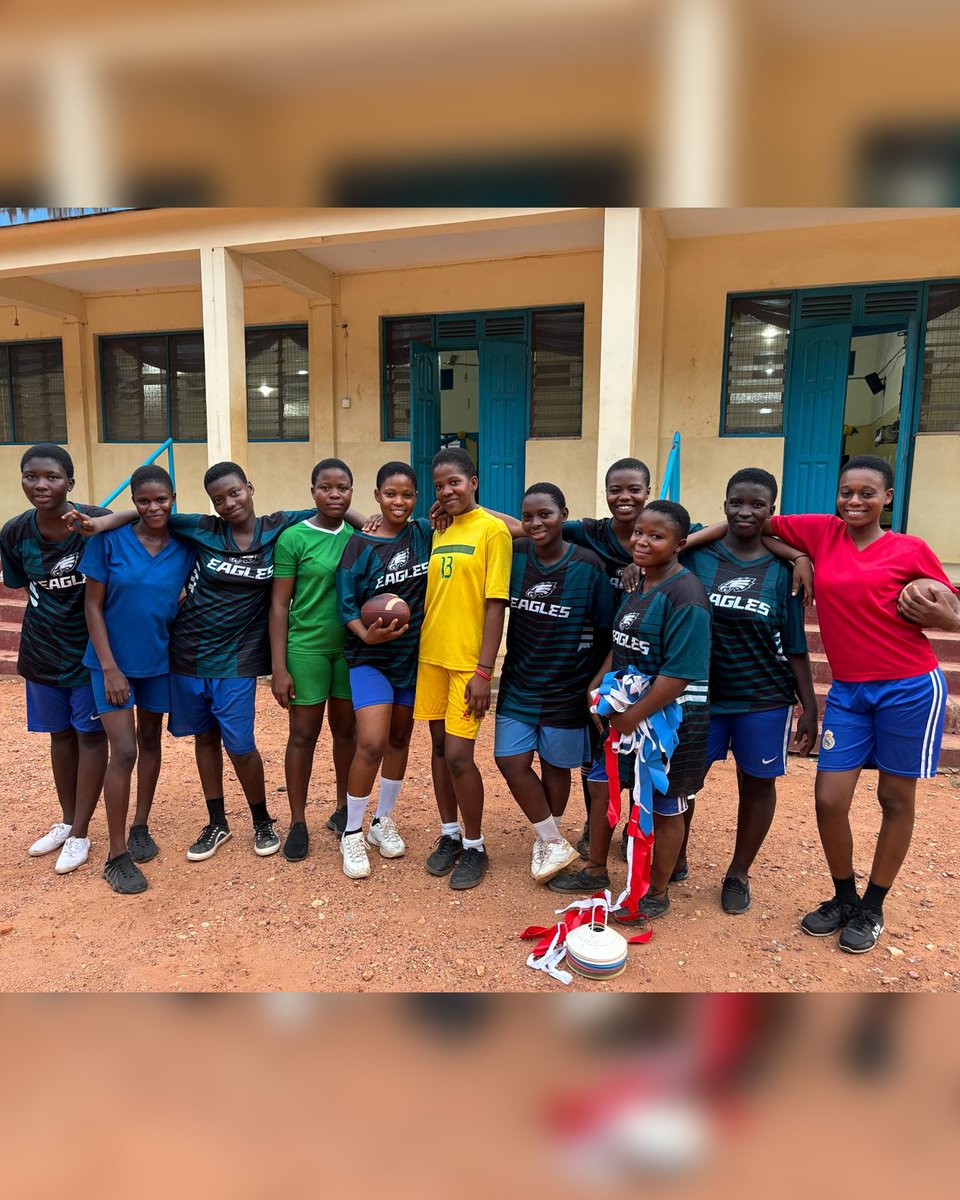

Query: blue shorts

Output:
[25, 681, 102, 735]
[585, 750, 689, 816]
[707, 706, 794, 778]
[494, 715, 590, 770]
[348, 665, 415, 712]
[168, 674, 257, 756]
[90, 669, 171, 715]
[819, 671, 947, 779]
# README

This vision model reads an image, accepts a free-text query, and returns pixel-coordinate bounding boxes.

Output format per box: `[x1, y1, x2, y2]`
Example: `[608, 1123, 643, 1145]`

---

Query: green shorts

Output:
[288, 651, 352, 706]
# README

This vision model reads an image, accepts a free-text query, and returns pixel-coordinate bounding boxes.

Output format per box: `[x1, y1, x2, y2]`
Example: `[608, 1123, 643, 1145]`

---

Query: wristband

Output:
[793, 553, 810, 559]
[474, 667, 492, 681]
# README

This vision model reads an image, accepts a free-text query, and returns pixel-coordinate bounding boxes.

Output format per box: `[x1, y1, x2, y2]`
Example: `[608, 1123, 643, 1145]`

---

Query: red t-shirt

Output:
[770, 513, 954, 682]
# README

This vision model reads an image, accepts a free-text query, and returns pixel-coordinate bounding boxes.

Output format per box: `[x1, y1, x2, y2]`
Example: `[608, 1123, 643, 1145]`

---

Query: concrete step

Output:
[804, 625, 960, 663]
[0, 650, 18, 676]
[0, 621, 24, 651]
[0, 582, 24, 601]
[0, 598, 26, 624]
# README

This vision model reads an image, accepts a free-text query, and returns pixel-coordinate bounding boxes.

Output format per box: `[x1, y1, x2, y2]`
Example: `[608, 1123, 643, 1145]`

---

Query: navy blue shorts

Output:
[348, 665, 415, 712]
[90, 669, 171, 715]
[819, 671, 947, 779]
[25, 681, 102, 735]
[707, 705, 794, 778]
[168, 674, 257, 755]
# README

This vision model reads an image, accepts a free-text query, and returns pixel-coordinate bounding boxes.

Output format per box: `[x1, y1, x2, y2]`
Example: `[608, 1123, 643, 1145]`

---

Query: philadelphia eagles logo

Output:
[387, 548, 410, 572]
[619, 611, 640, 629]
[717, 576, 756, 594]
[50, 552, 81, 577]
[526, 581, 556, 599]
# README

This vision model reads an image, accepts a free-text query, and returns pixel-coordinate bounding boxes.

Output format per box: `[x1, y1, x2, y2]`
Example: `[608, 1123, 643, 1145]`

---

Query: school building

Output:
[1, 206, 960, 567]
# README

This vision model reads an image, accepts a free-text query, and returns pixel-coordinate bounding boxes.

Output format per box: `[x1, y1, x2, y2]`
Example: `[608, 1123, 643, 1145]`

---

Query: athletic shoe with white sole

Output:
[55, 836, 90, 874]
[341, 831, 371, 879]
[531, 837, 579, 883]
[838, 908, 884, 954]
[29, 822, 72, 857]
[800, 896, 858, 937]
[253, 819, 280, 857]
[368, 816, 405, 858]
[186, 823, 231, 862]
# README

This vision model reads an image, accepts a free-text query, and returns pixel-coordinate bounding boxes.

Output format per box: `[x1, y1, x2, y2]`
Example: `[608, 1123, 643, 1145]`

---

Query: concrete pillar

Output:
[200, 247, 247, 469]
[60, 317, 96, 502]
[309, 300, 337, 458]
[596, 208, 643, 512]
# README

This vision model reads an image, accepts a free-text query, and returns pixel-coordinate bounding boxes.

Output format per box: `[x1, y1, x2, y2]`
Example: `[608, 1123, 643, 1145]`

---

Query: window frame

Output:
[719, 289, 796, 439]
[0, 337, 68, 445]
[244, 322, 310, 443]
[99, 329, 207, 445]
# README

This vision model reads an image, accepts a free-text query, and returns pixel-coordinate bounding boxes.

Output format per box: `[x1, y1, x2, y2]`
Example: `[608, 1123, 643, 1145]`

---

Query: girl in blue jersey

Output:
[81, 465, 194, 893]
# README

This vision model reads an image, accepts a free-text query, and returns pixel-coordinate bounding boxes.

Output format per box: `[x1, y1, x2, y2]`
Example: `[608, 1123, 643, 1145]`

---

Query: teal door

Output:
[479, 338, 528, 516]
[782, 322, 852, 514]
[409, 342, 440, 518]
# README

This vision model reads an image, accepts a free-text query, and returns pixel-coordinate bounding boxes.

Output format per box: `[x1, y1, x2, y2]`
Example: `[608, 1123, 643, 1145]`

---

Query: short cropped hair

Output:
[643, 499, 691, 538]
[204, 461, 247, 491]
[21, 443, 74, 477]
[312, 458, 353, 486]
[522, 482, 566, 509]
[130, 465, 173, 494]
[376, 461, 417, 490]
[726, 467, 779, 503]
[432, 447, 477, 477]
[841, 454, 894, 490]
[605, 457, 651, 487]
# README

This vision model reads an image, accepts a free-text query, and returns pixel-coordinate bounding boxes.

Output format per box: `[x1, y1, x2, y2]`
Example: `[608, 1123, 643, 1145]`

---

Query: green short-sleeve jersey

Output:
[274, 519, 353, 655]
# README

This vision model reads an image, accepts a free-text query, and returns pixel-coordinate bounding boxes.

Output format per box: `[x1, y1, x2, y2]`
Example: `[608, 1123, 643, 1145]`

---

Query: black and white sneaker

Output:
[253, 819, 280, 857]
[721, 876, 752, 914]
[838, 908, 884, 954]
[186, 823, 231, 862]
[800, 897, 859, 937]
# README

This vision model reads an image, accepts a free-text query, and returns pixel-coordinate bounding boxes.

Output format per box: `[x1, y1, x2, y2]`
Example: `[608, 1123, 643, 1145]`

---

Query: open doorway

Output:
[843, 330, 907, 528]
[438, 349, 479, 469]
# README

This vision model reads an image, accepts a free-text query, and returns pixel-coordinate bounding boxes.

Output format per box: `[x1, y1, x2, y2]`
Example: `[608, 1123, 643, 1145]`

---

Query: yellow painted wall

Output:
[660, 214, 960, 558]
[908, 437, 960, 563]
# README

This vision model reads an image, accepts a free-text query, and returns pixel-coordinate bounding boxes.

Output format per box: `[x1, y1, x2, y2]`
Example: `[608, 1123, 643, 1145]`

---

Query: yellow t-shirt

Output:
[419, 507, 512, 671]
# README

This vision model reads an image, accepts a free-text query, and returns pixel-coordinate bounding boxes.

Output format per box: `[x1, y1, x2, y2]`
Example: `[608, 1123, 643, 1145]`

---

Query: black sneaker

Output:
[127, 824, 158, 863]
[449, 846, 489, 890]
[425, 834, 463, 876]
[800, 897, 859, 937]
[253, 819, 280, 857]
[576, 820, 591, 860]
[721, 876, 752, 914]
[283, 821, 309, 861]
[612, 890, 670, 923]
[103, 851, 148, 895]
[325, 806, 347, 836]
[548, 867, 611, 894]
[186, 822, 231, 862]
[838, 907, 884, 954]
[670, 861, 689, 883]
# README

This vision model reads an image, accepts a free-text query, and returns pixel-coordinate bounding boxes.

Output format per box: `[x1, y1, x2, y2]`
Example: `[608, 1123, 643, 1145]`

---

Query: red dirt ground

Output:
[0, 678, 957, 993]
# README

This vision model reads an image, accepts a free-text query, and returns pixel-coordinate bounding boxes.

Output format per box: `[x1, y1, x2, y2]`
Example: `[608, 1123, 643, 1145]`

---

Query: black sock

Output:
[861, 881, 889, 917]
[580, 771, 592, 822]
[249, 801, 270, 824]
[206, 796, 227, 827]
[832, 874, 858, 905]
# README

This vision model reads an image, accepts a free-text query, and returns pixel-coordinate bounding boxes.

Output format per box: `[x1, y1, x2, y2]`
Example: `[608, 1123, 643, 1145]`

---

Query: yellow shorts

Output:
[413, 662, 483, 740]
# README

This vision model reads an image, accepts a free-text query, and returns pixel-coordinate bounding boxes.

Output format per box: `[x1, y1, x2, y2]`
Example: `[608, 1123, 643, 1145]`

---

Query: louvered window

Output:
[246, 326, 309, 440]
[723, 295, 790, 434]
[530, 309, 583, 437]
[919, 283, 960, 432]
[382, 317, 432, 439]
[0, 340, 67, 444]
[799, 293, 854, 322]
[102, 333, 207, 442]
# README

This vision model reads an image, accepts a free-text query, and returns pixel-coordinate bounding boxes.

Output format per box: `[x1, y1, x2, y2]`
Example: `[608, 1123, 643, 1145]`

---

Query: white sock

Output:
[533, 815, 562, 842]
[374, 777, 403, 821]
[463, 835, 485, 851]
[346, 793, 371, 833]
[440, 821, 462, 840]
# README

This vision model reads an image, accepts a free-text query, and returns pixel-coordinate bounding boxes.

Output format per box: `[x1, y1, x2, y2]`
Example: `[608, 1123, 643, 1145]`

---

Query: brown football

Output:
[898, 577, 954, 624]
[360, 593, 410, 629]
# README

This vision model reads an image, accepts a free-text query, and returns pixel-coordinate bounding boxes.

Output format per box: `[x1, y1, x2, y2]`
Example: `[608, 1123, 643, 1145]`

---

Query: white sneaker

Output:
[531, 836, 579, 883]
[55, 836, 90, 874]
[340, 831, 371, 879]
[367, 816, 405, 858]
[29, 822, 72, 857]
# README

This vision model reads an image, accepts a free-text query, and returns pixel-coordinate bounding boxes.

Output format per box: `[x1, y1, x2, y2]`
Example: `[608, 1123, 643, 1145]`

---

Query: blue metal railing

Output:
[100, 438, 177, 512]
[658, 431, 681, 501]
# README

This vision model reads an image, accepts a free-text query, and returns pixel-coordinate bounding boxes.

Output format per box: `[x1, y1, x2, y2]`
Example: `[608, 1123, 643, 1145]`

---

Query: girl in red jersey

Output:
[767, 455, 958, 954]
